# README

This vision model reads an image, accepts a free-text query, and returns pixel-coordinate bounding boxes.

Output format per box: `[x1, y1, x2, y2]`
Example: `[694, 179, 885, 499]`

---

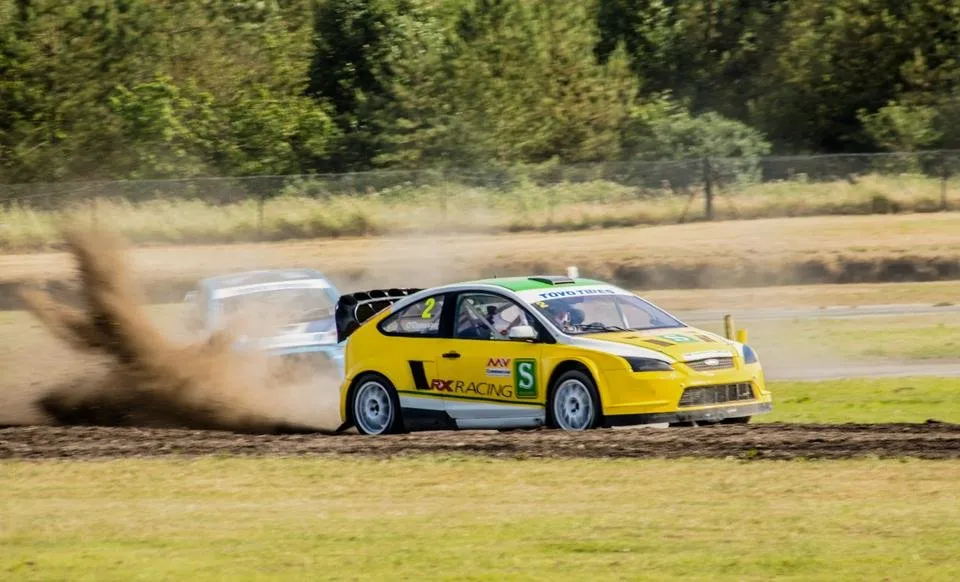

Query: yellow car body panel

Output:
[336, 277, 772, 433]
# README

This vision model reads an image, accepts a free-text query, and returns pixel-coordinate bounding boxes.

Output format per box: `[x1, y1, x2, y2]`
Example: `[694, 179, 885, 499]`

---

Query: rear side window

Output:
[379, 295, 445, 337]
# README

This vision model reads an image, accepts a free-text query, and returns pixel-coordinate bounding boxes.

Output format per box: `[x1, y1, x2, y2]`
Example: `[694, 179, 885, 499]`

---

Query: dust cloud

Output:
[12, 229, 343, 434]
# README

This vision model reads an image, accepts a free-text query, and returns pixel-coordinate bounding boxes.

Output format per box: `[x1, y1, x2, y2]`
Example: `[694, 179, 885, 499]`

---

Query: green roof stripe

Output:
[461, 276, 608, 292]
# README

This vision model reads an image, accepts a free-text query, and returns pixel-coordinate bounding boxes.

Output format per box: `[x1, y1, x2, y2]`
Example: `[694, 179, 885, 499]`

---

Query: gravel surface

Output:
[2, 423, 957, 461]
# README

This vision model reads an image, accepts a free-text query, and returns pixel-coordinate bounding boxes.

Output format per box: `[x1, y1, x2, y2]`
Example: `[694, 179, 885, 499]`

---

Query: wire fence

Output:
[0, 150, 957, 244]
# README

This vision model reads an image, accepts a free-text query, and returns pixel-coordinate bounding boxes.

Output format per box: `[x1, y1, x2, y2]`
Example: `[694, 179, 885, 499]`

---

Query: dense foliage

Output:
[2, 0, 959, 182]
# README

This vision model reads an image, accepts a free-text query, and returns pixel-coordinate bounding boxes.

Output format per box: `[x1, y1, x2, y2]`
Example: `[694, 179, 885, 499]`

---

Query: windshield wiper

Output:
[578, 323, 628, 333]
[628, 324, 681, 331]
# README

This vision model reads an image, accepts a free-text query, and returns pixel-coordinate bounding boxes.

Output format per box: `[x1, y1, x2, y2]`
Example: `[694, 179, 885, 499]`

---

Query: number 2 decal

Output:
[421, 297, 436, 319]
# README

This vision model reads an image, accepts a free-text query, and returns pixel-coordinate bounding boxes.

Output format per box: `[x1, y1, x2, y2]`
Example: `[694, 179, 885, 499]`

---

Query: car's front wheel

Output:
[548, 370, 602, 431]
[350, 374, 403, 435]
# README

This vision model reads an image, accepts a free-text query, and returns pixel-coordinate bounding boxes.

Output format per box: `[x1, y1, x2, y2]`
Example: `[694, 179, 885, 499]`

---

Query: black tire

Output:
[547, 369, 602, 431]
[721, 416, 751, 425]
[349, 373, 404, 435]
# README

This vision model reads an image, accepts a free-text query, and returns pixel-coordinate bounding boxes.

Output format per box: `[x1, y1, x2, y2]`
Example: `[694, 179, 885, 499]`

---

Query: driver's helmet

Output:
[542, 298, 585, 328]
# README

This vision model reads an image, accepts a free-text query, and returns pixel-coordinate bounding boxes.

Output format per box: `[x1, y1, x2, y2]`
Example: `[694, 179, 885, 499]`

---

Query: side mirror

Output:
[508, 325, 538, 341]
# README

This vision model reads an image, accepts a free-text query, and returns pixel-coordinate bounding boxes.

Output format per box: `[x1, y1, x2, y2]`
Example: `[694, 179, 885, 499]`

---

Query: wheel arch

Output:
[545, 358, 605, 429]
[343, 370, 399, 432]
[546, 359, 603, 406]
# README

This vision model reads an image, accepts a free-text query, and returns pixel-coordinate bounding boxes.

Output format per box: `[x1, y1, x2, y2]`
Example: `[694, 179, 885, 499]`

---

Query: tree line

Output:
[2, 0, 959, 182]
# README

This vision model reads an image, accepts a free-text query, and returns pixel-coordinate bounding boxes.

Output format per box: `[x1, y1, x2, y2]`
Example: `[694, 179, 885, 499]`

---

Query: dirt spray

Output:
[16, 229, 343, 433]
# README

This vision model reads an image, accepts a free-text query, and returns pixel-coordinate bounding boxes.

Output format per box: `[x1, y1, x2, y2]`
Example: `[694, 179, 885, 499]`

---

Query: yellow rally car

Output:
[333, 276, 772, 435]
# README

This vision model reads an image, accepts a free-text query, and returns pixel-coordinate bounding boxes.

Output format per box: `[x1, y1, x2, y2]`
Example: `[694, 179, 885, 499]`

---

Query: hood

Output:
[576, 328, 737, 362]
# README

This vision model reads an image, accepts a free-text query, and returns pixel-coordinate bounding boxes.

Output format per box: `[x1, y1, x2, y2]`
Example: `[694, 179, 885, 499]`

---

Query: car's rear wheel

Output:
[351, 374, 403, 435]
[548, 370, 601, 431]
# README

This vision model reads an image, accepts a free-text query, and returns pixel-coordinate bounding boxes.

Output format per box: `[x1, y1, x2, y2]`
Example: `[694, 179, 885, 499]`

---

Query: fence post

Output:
[703, 157, 714, 220]
[941, 151, 949, 212]
[438, 170, 448, 219]
[257, 193, 265, 240]
[723, 314, 735, 339]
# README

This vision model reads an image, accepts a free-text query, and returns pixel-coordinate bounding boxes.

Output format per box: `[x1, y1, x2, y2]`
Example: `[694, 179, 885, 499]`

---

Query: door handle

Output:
[442, 351, 461, 359]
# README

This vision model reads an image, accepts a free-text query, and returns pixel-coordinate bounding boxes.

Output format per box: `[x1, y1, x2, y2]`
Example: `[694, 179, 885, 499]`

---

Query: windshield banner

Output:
[515, 284, 627, 304]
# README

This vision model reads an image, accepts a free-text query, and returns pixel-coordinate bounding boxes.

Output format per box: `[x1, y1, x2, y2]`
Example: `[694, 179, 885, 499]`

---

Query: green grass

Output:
[762, 377, 960, 423]
[1, 456, 958, 581]
[698, 312, 960, 361]
[2, 173, 958, 250]
[644, 281, 960, 311]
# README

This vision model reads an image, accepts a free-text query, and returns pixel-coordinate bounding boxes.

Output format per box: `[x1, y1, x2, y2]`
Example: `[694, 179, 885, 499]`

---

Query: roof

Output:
[201, 268, 326, 289]
[380, 275, 620, 316]
[460, 276, 608, 292]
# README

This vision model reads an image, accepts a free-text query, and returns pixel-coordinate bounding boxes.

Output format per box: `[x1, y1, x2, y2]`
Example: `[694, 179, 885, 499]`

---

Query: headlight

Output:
[623, 357, 673, 372]
[742, 344, 759, 364]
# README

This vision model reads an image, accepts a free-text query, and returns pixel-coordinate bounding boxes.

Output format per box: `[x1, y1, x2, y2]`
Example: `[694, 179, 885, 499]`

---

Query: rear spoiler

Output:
[335, 288, 423, 342]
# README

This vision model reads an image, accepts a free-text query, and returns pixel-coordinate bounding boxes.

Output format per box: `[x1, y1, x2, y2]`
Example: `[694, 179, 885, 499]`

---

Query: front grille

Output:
[678, 383, 754, 407]
[685, 357, 735, 371]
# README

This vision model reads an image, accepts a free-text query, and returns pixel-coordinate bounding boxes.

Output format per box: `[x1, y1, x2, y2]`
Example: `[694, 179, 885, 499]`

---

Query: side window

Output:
[454, 293, 531, 341]
[380, 295, 445, 337]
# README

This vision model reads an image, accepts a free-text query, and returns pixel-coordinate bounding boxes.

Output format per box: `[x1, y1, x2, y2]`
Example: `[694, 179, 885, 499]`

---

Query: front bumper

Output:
[604, 401, 772, 427]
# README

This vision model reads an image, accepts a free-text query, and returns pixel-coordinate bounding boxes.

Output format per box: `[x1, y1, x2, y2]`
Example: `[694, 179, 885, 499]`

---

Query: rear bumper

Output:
[604, 401, 772, 427]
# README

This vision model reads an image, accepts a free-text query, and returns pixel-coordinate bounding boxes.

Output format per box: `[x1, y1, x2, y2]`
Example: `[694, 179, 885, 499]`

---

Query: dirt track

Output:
[3, 214, 960, 310]
[2, 423, 957, 461]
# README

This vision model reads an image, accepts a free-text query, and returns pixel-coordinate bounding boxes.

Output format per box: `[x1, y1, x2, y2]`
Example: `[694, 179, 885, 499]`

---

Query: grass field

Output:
[1, 456, 957, 580]
[2, 214, 960, 294]
[760, 377, 960, 423]
[643, 280, 960, 310]
[5, 175, 959, 581]
[3, 173, 959, 250]
[695, 312, 960, 361]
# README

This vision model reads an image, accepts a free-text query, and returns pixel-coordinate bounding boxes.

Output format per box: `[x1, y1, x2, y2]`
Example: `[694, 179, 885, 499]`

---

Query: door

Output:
[376, 293, 449, 429]
[437, 292, 545, 429]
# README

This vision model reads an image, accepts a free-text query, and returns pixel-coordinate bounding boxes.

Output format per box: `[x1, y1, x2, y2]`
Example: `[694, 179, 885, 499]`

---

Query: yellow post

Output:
[723, 314, 735, 339]
[736, 328, 748, 344]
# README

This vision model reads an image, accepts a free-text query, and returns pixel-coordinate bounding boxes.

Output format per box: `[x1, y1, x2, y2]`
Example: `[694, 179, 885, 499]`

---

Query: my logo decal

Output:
[486, 357, 512, 377]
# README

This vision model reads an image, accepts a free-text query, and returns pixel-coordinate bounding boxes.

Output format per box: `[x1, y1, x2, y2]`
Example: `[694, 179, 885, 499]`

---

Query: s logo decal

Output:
[514, 359, 537, 399]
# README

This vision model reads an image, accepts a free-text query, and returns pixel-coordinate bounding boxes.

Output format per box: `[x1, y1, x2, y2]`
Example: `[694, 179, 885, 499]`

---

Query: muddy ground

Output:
[2, 423, 957, 461]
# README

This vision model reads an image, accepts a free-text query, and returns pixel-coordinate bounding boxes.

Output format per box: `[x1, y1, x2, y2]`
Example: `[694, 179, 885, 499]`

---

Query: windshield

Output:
[216, 287, 335, 329]
[530, 293, 683, 335]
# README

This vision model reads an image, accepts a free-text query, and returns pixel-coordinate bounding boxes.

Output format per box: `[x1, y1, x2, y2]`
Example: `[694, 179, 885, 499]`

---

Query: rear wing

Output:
[335, 288, 423, 343]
